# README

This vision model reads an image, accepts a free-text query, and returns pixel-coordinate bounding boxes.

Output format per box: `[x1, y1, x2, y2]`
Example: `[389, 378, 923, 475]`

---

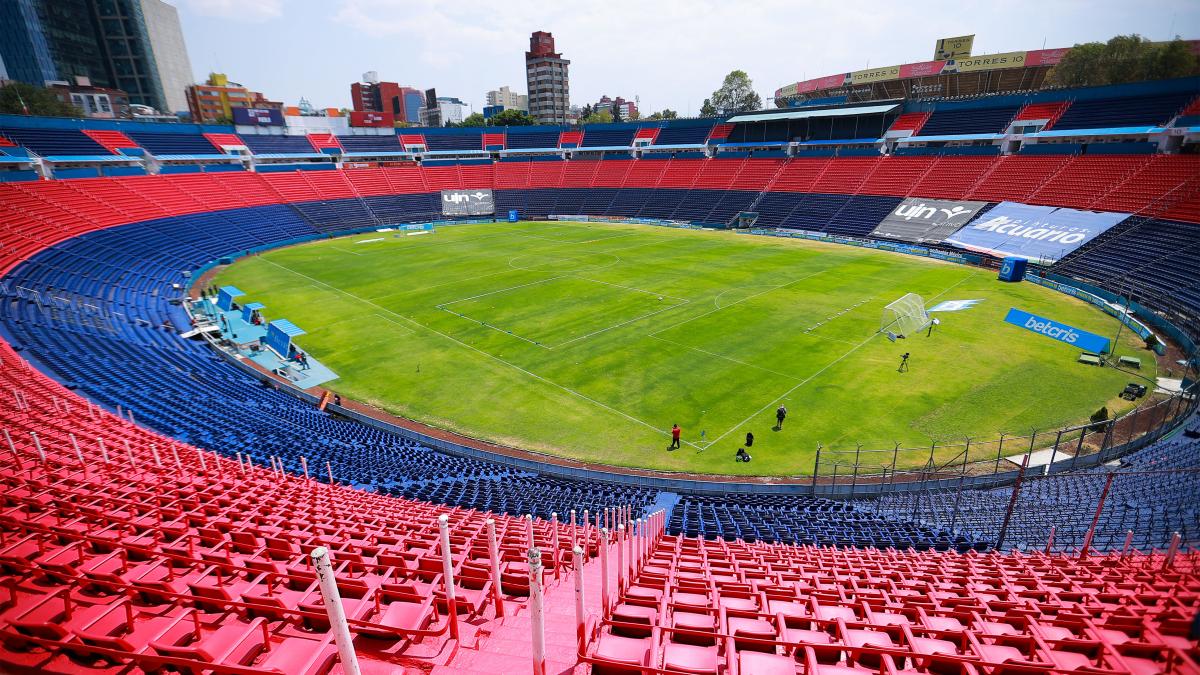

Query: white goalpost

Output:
[880, 293, 931, 337]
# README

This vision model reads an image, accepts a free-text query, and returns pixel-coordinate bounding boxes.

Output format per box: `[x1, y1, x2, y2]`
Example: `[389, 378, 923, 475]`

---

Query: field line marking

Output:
[256, 257, 695, 447]
[648, 266, 833, 338]
[574, 276, 690, 303]
[370, 312, 415, 336]
[705, 330, 882, 448]
[364, 268, 522, 301]
[329, 245, 365, 257]
[436, 306, 550, 349]
[437, 275, 566, 307]
[648, 334, 800, 380]
[705, 268, 985, 447]
[550, 299, 690, 349]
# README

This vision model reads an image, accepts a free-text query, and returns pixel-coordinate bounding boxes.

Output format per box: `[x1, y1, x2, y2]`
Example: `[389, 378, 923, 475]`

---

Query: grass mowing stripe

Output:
[218, 222, 1146, 475]
[255, 255, 695, 448]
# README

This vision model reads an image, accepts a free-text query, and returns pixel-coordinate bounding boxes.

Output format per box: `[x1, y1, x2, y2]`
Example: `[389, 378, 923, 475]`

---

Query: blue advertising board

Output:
[232, 108, 285, 127]
[1004, 308, 1111, 353]
[944, 202, 1128, 262]
[508, 209, 519, 222]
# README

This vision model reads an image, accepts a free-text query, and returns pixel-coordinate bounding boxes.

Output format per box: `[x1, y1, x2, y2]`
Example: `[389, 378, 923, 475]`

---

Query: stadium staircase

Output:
[81, 130, 139, 155]
[306, 133, 342, 153]
[1012, 101, 1071, 130]
[202, 133, 245, 153]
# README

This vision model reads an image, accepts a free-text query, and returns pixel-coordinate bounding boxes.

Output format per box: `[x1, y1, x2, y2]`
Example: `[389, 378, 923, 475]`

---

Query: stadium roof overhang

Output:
[726, 103, 899, 123]
[899, 133, 1005, 143]
[1025, 126, 1163, 138]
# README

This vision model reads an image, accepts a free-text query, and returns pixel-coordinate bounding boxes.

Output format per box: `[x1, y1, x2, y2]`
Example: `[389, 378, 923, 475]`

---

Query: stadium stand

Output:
[306, 133, 342, 152]
[505, 129, 563, 150]
[1052, 92, 1197, 130]
[0, 127, 111, 156]
[81, 129, 139, 154]
[916, 104, 1022, 136]
[1012, 101, 1071, 129]
[335, 134, 404, 153]
[886, 112, 931, 135]
[130, 131, 229, 155]
[238, 135, 319, 155]
[0, 135, 1198, 672]
[863, 435, 1200, 553]
[581, 127, 637, 148]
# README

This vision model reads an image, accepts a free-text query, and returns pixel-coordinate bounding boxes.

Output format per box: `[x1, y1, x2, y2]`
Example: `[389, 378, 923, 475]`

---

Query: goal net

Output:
[880, 293, 931, 337]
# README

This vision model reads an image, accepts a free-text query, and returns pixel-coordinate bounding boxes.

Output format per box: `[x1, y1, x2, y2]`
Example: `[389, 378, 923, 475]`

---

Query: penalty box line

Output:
[255, 257, 697, 448]
[703, 269, 985, 448]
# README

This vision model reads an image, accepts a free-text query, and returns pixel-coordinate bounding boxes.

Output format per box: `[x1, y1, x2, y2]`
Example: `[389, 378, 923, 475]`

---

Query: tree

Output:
[709, 70, 762, 114]
[457, 112, 487, 127]
[699, 98, 718, 117]
[1048, 35, 1200, 87]
[580, 110, 613, 125]
[659, 108, 677, 119]
[580, 103, 594, 119]
[627, 108, 640, 121]
[489, 109, 536, 126]
[0, 82, 82, 117]
[611, 105, 623, 123]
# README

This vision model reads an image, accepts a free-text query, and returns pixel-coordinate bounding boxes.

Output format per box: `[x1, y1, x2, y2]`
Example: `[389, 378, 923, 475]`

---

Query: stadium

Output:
[0, 14, 1199, 675]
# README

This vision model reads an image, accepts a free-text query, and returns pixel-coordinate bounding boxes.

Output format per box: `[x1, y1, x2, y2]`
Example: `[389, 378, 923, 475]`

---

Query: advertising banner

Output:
[870, 198, 988, 243]
[1004, 308, 1111, 353]
[232, 108, 284, 126]
[934, 35, 975, 61]
[899, 60, 948, 79]
[851, 65, 902, 85]
[1025, 48, 1070, 67]
[943, 202, 1129, 262]
[441, 189, 495, 216]
[349, 111, 394, 127]
[950, 51, 1027, 72]
[796, 74, 849, 93]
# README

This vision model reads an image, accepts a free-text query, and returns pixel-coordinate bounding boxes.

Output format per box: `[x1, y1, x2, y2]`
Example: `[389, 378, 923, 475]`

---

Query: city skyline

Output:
[168, 0, 1199, 117]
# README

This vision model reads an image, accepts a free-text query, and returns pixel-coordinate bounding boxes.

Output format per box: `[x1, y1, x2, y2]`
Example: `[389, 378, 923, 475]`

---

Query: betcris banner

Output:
[944, 202, 1129, 263]
[1004, 308, 1111, 353]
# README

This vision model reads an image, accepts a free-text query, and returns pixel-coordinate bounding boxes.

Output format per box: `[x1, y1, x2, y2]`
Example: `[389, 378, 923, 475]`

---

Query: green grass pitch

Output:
[215, 221, 1148, 476]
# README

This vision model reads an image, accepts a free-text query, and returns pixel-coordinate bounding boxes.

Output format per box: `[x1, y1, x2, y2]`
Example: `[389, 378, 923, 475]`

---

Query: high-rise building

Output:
[138, 0, 193, 115]
[0, 0, 193, 115]
[486, 86, 527, 112]
[595, 95, 638, 120]
[186, 73, 281, 124]
[525, 31, 569, 124]
[350, 74, 424, 124]
[434, 96, 469, 125]
[0, 0, 108, 89]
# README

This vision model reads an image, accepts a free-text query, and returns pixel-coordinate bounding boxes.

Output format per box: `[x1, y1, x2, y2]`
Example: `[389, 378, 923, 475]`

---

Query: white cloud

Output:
[179, 0, 285, 23]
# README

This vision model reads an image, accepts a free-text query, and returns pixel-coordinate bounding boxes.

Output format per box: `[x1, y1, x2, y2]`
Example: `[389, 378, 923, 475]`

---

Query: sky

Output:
[173, 0, 1199, 116]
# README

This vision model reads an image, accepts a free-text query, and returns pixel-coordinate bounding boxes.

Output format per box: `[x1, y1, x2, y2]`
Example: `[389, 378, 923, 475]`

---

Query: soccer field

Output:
[214, 221, 1148, 476]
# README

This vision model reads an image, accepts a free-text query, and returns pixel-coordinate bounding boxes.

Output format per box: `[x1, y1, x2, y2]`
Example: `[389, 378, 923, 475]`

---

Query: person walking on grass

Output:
[776, 405, 787, 430]
[670, 424, 681, 450]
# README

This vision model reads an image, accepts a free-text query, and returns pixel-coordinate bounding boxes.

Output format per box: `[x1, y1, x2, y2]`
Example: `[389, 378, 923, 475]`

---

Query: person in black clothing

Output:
[745, 432, 754, 448]
[736, 448, 752, 462]
[775, 406, 787, 430]
[333, 394, 342, 406]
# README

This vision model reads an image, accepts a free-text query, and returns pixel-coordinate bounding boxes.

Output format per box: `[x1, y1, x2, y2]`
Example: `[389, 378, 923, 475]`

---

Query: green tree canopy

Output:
[1048, 35, 1200, 87]
[0, 82, 83, 118]
[489, 109, 536, 126]
[457, 112, 487, 127]
[699, 98, 718, 117]
[710, 70, 762, 114]
[580, 109, 613, 125]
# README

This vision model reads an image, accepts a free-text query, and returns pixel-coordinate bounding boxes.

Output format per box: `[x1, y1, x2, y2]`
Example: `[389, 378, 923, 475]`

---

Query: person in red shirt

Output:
[670, 424, 681, 450]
